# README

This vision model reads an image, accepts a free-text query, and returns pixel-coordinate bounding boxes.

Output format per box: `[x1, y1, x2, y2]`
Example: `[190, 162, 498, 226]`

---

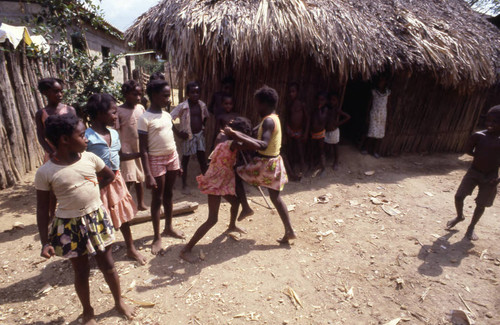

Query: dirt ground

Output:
[0, 146, 498, 325]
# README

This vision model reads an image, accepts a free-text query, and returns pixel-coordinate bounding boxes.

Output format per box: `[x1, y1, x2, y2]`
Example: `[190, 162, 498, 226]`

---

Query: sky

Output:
[91, 0, 160, 32]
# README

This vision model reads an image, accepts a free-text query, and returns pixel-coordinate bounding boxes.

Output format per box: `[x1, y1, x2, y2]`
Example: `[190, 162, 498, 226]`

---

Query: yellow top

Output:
[257, 113, 281, 157]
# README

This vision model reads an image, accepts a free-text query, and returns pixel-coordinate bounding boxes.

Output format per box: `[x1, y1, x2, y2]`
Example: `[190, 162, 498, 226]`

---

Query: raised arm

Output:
[224, 117, 274, 151]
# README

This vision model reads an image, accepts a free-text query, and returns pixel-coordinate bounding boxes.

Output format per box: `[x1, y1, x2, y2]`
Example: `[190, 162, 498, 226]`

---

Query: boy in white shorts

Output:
[325, 93, 350, 170]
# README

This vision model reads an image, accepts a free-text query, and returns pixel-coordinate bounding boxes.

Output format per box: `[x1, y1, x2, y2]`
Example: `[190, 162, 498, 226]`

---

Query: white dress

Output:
[367, 89, 390, 139]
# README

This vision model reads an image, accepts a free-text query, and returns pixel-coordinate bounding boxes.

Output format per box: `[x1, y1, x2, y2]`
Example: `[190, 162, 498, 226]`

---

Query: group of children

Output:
[33, 74, 499, 324]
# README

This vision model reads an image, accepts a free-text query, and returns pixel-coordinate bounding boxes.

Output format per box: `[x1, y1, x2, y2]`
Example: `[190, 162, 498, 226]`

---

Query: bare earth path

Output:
[0, 147, 498, 324]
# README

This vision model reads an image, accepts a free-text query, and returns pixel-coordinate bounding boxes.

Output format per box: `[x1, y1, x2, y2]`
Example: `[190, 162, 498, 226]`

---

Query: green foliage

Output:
[31, 0, 122, 112]
[134, 55, 165, 76]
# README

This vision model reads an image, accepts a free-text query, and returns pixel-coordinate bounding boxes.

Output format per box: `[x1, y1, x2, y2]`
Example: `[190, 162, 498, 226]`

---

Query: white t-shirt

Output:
[34, 152, 105, 218]
[137, 110, 177, 156]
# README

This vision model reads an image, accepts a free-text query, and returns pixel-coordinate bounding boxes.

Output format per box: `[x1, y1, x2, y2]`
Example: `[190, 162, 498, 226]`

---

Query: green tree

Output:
[30, 0, 123, 114]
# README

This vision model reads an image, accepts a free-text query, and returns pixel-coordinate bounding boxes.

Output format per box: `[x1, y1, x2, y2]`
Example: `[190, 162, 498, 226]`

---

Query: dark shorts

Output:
[456, 168, 498, 207]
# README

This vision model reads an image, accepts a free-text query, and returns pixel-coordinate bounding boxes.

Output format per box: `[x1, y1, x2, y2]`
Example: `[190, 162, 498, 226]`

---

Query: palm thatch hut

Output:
[126, 0, 500, 155]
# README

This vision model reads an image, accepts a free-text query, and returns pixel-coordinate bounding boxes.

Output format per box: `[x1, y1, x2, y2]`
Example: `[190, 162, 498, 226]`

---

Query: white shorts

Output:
[324, 129, 340, 144]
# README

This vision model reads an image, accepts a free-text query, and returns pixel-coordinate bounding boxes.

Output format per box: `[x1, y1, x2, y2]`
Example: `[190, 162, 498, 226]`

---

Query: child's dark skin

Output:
[178, 86, 208, 192]
[37, 121, 136, 324]
[446, 110, 500, 240]
[309, 95, 329, 176]
[139, 85, 185, 255]
[325, 95, 351, 170]
[35, 81, 76, 156]
[119, 86, 148, 211]
[179, 132, 247, 263]
[217, 97, 239, 131]
[90, 102, 147, 265]
[35, 81, 76, 220]
[224, 101, 296, 244]
[286, 85, 308, 177]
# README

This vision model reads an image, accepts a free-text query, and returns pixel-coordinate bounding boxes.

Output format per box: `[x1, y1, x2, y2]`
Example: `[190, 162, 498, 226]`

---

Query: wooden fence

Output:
[0, 43, 55, 189]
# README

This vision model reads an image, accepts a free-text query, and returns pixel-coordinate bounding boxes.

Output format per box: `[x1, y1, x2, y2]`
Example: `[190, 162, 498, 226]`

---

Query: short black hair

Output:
[186, 81, 200, 94]
[221, 76, 235, 85]
[149, 72, 165, 82]
[488, 105, 500, 116]
[317, 91, 328, 99]
[228, 116, 252, 135]
[45, 113, 81, 147]
[146, 79, 169, 99]
[254, 85, 278, 108]
[38, 78, 63, 93]
[222, 94, 233, 102]
[122, 80, 141, 95]
[289, 82, 299, 90]
[85, 93, 116, 121]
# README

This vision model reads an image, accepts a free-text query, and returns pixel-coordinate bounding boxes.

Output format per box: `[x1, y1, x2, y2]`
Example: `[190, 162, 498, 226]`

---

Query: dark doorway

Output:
[341, 79, 372, 145]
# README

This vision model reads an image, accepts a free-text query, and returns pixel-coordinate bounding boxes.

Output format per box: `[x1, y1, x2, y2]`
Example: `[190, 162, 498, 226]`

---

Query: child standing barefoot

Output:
[225, 86, 296, 244]
[35, 78, 77, 220]
[139, 80, 185, 255]
[325, 93, 351, 170]
[35, 114, 135, 324]
[171, 81, 209, 194]
[116, 80, 148, 211]
[446, 106, 500, 241]
[309, 91, 329, 176]
[361, 76, 391, 158]
[180, 117, 252, 262]
[85, 93, 147, 265]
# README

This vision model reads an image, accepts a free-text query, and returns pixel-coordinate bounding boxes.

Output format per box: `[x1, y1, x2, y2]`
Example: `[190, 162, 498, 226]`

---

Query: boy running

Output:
[446, 105, 500, 240]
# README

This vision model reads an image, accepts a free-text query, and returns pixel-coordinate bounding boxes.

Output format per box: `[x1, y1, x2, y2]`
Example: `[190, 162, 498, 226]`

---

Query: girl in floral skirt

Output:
[180, 117, 252, 262]
[35, 113, 136, 324]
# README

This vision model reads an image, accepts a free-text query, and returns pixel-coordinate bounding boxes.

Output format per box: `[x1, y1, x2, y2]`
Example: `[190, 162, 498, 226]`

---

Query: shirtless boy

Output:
[286, 82, 308, 177]
[446, 105, 500, 241]
[309, 91, 329, 176]
[171, 82, 209, 193]
[325, 93, 351, 170]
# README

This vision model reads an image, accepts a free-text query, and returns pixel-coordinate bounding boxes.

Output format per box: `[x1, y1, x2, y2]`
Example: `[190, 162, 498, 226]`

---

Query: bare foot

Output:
[151, 238, 163, 255]
[115, 298, 137, 320]
[446, 217, 465, 230]
[81, 308, 96, 325]
[465, 230, 479, 241]
[181, 186, 191, 195]
[332, 163, 339, 171]
[162, 228, 185, 239]
[237, 207, 254, 221]
[179, 247, 198, 263]
[277, 232, 297, 244]
[226, 225, 247, 234]
[138, 203, 148, 211]
[127, 247, 147, 265]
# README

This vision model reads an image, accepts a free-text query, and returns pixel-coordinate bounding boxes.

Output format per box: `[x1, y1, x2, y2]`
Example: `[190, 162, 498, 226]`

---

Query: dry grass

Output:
[126, 0, 500, 89]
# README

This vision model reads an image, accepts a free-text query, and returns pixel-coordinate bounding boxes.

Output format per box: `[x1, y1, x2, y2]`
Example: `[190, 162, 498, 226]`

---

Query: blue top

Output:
[85, 127, 121, 171]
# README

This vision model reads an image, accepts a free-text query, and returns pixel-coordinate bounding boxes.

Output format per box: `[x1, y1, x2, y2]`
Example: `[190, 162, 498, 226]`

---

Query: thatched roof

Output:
[126, 0, 500, 88]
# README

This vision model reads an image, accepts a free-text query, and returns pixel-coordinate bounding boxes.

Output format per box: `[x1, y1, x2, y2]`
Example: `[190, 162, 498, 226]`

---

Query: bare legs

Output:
[235, 173, 254, 221]
[126, 181, 147, 211]
[361, 137, 381, 158]
[447, 194, 485, 241]
[120, 222, 146, 264]
[268, 188, 296, 244]
[181, 151, 208, 193]
[180, 194, 244, 262]
[151, 170, 184, 255]
[70, 246, 136, 324]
